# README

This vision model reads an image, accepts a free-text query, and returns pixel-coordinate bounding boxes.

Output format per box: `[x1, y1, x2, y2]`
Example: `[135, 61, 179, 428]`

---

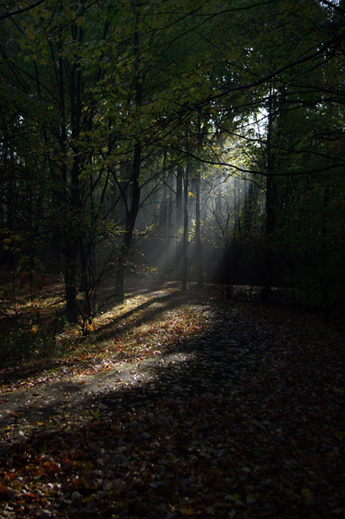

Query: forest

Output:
[0, 1, 345, 518]
[1, 0, 345, 326]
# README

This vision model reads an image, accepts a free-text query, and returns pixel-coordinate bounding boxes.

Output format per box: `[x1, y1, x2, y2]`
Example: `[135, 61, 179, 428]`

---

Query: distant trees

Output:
[213, 0, 345, 316]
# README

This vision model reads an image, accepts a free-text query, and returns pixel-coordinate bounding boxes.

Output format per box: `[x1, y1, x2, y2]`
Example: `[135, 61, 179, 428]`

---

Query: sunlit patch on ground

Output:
[0, 283, 216, 391]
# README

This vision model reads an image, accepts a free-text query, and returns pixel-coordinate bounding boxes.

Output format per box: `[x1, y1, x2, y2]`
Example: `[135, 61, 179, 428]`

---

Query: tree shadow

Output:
[0, 304, 267, 435]
[93, 287, 205, 345]
[0, 284, 211, 387]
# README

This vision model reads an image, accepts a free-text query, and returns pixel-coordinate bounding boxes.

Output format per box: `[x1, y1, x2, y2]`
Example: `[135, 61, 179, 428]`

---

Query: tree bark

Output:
[195, 167, 203, 287]
[115, 142, 141, 301]
[175, 164, 183, 275]
[115, 16, 142, 301]
[264, 92, 277, 299]
[64, 242, 78, 323]
[182, 162, 190, 291]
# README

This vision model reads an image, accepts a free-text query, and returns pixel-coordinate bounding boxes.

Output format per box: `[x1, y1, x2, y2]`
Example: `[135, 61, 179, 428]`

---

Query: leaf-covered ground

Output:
[0, 285, 345, 518]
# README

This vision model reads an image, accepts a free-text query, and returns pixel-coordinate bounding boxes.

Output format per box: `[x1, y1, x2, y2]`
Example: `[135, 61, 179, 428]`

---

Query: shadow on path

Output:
[0, 304, 275, 435]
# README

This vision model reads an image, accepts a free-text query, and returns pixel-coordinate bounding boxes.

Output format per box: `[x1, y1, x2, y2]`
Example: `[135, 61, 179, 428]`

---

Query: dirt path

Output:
[0, 351, 194, 436]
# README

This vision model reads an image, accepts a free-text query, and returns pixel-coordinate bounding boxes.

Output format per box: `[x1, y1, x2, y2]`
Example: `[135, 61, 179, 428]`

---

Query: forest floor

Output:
[0, 282, 345, 518]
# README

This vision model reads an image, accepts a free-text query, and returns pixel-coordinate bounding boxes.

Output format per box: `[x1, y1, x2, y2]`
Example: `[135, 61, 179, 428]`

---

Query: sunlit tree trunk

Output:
[158, 166, 171, 278]
[165, 172, 174, 276]
[234, 177, 241, 235]
[175, 164, 183, 275]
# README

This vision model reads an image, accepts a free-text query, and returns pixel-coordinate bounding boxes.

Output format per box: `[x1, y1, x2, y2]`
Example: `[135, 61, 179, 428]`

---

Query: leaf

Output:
[40, 9, 52, 19]
[75, 16, 85, 26]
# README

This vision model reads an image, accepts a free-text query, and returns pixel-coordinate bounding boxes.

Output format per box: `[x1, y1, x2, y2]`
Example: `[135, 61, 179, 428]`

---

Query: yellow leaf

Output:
[40, 10, 52, 19]
[182, 508, 195, 516]
[31, 325, 39, 334]
[75, 16, 85, 26]
[167, 453, 177, 462]
[188, 192, 195, 197]
[302, 488, 313, 500]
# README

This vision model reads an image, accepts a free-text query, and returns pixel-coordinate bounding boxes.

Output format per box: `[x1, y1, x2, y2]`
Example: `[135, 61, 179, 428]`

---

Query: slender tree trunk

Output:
[64, 60, 81, 322]
[195, 168, 203, 287]
[182, 162, 190, 291]
[115, 142, 141, 301]
[115, 16, 142, 301]
[235, 177, 241, 235]
[263, 92, 277, 301]
[65, 242, 78, 323]
[167, 173, 173, 274]
[175, 164, 183, 275]
[53, 25, 81, 323]
[6, 176, 15, 271]
[158, 177, 168, 277]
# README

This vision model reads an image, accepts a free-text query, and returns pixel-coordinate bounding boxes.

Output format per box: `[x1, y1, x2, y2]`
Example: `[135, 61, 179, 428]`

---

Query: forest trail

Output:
[0, 289, 345, 518]
[0, 291, 274, 437]
[0, 287, 289, 436]
[0, 350, 193, 436]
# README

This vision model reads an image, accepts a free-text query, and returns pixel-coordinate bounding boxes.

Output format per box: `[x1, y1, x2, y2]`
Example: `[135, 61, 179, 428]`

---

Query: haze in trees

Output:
[0, 0, 344, 324]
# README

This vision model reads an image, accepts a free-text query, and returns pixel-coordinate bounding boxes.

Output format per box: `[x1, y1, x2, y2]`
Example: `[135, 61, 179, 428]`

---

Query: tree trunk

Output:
[115, 19, 142, 301]
[195, 167, 203, 287]
[64, 242, 78, 323]
[264, 92, 277, 299]
[115, 142, 141, 301]
[175, 164, 183, 275]
[181, 162, 190, 291]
